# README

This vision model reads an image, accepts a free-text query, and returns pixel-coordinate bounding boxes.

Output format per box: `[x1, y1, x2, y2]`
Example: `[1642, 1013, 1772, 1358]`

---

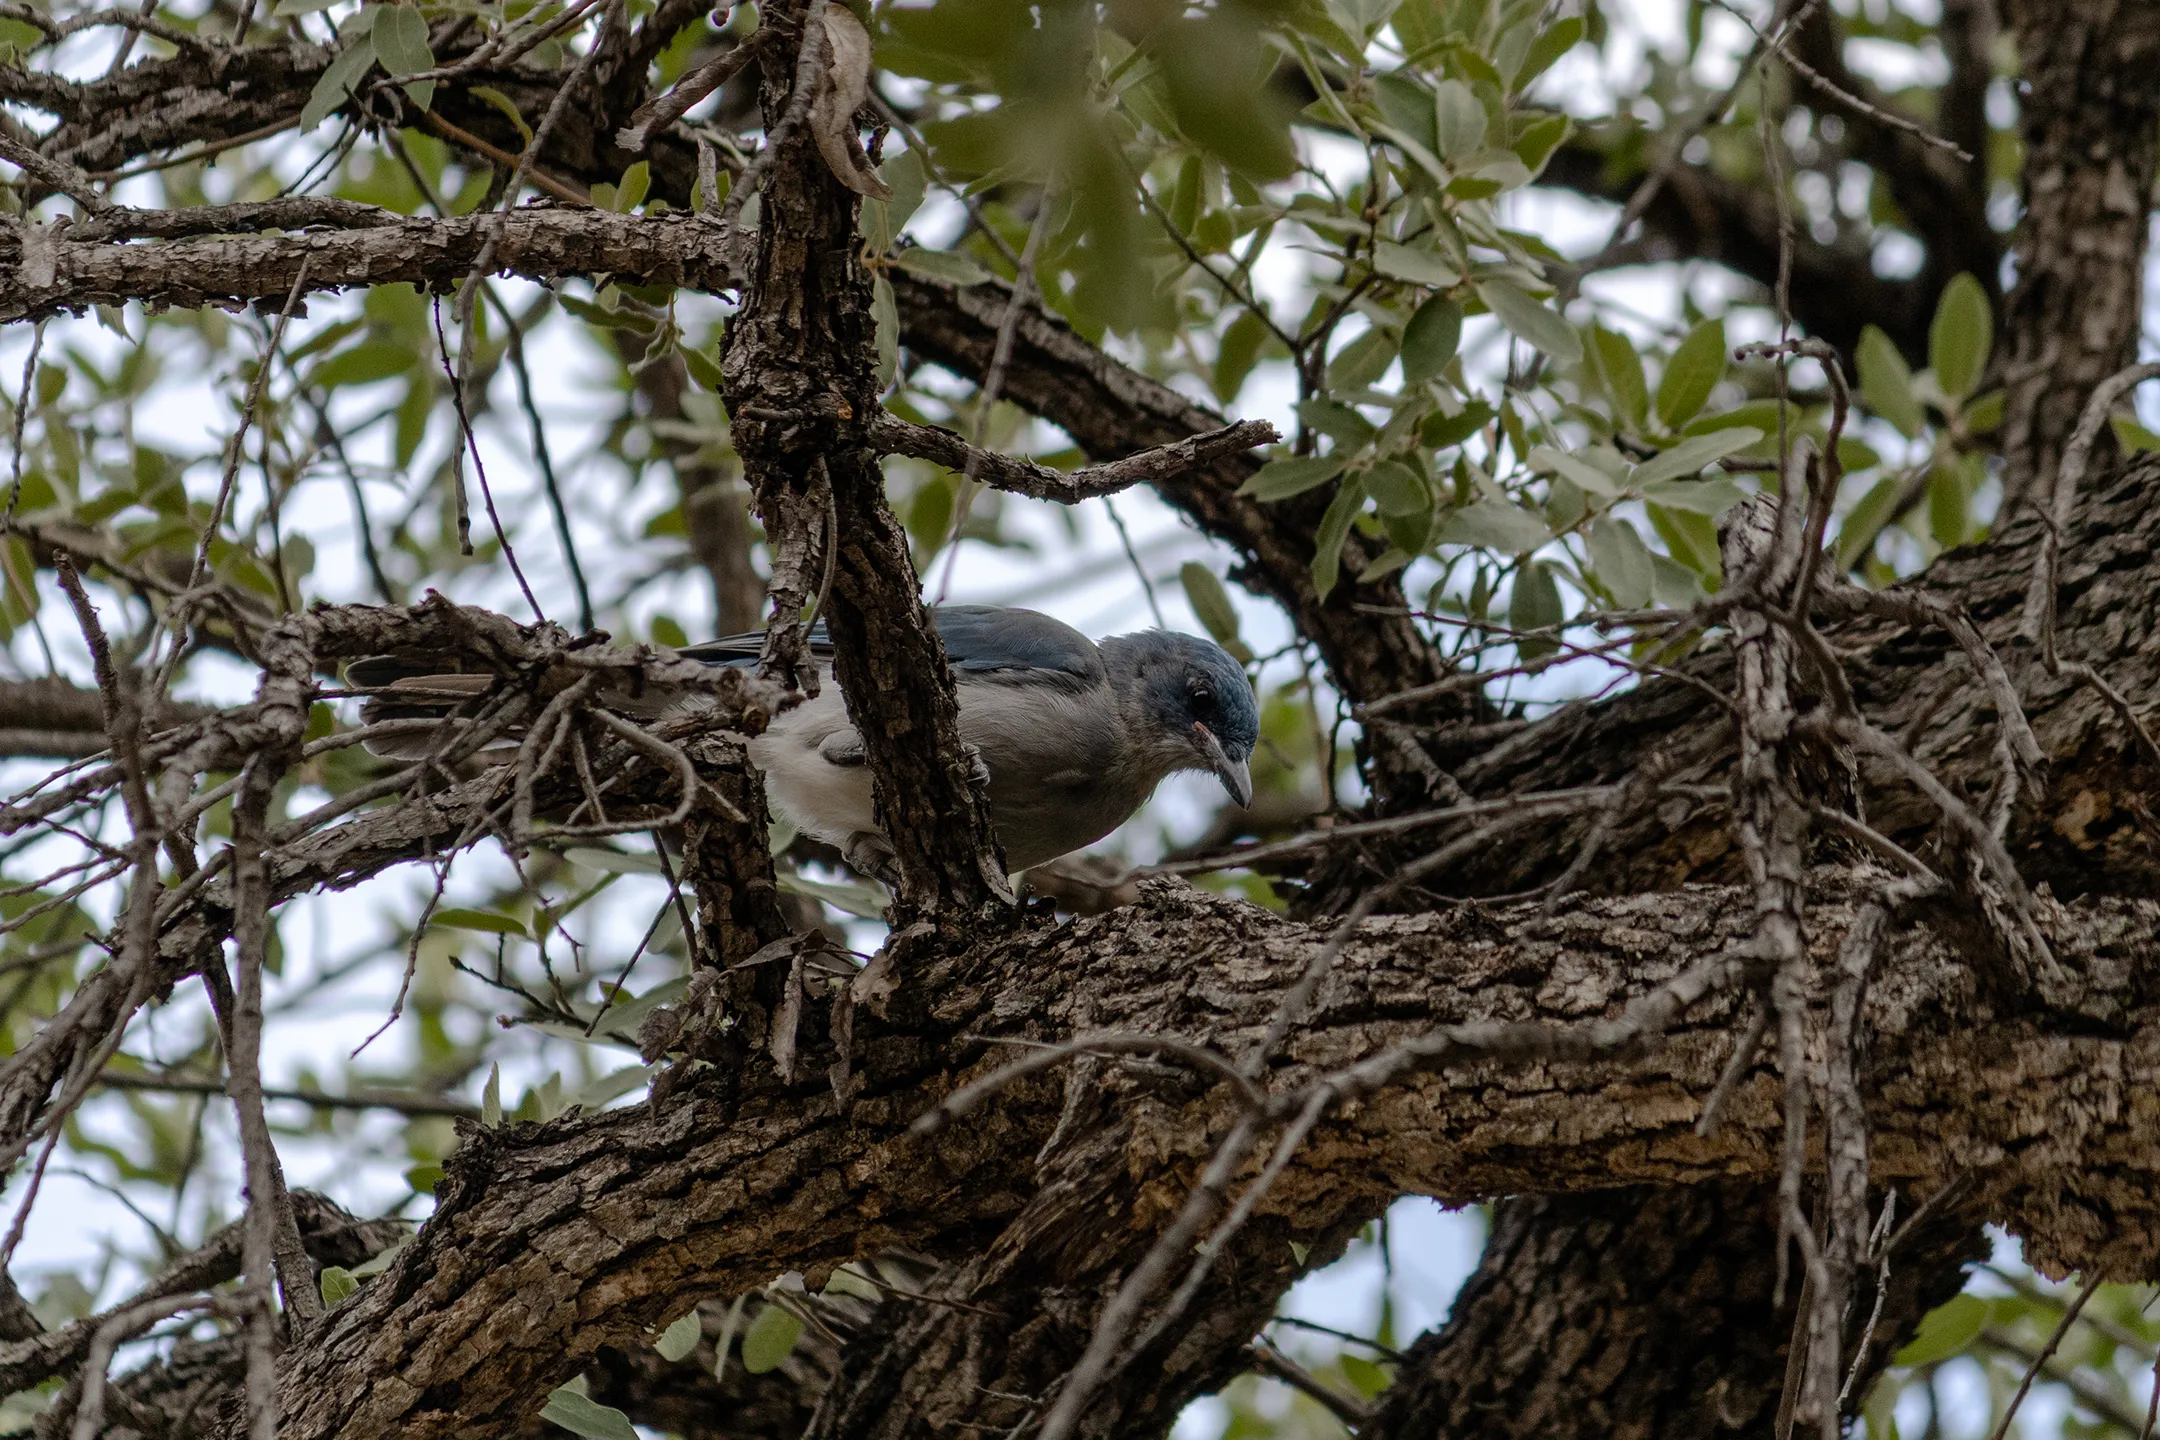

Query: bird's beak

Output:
[1193, 723, 1253, 808]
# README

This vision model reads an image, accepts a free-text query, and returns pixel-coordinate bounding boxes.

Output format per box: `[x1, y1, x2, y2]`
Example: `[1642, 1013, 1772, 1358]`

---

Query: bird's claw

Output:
[961, 743, 992, 792]
[843, 831, 903, 893]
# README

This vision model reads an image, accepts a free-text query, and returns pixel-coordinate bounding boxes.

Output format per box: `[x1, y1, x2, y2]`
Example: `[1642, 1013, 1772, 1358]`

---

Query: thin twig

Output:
[1983, 1275, 2102, 1440]
[933, 192, 1056, 602]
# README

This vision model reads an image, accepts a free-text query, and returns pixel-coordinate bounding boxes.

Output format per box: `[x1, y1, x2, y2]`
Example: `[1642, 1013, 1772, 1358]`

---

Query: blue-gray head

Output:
[1100, 630, 1260, 808]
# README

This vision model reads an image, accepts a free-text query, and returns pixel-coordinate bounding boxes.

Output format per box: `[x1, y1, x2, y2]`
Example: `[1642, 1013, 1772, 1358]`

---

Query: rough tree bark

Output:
[1995, 0, 2160, 510]
[240, 870, 2160, 1440]
[717, 0, 1008, 916]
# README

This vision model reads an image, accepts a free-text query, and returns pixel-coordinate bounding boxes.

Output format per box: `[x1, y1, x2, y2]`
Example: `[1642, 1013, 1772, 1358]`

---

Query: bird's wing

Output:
[679, 606, 1104, 684]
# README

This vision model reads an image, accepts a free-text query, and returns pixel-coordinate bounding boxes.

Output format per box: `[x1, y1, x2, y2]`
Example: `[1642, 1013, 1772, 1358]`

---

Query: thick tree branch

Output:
[1361, 1178, 1986, 1440]
[0, 206, 738, 326]
[1374, 452, 2160, 908]
[219, 873, 2160, 1439]
[1994, 0, 2160, 505]
[0, 677, 207, 758]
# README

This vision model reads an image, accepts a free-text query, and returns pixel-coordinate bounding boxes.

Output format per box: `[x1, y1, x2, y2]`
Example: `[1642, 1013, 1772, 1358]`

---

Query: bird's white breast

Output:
[746, 668, 1143, 872]
[747, 682, 879, 851]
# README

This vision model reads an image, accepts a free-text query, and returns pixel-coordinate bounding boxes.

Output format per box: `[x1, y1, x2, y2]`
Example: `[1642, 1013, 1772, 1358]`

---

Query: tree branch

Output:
[868, 412, 1279, 504]
[195, 872, 2160, 1439]
[0, 206, 738, 326]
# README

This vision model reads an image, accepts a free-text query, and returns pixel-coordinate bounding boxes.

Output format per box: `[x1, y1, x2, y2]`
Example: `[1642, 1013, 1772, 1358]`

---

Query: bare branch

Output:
[869, 413, 1280, 505]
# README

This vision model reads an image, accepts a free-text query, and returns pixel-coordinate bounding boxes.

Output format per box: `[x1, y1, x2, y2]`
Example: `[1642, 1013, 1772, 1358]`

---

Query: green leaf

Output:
[1169, 154, 1203, 235]
[1339, 1351, 1391, 1399]
[1650, 551, 1708, 606]
[373, 4, 433, 77]
[1328, 327, 1397, 390]
[1215, 308, 1271, 402]
[274, 0, 342, 12]
[1311, 473, 1369, 599]
[1857, 325, 1926, 438]
[680, 343, 723, 392]
[1298, 396, 1377, 451]
[1589, 324, 1647, 430]
[1432, 79, 1486, 162]
[1373, 241, 1459, 290]
[319, 1266, 359, 1307]
[469, 86, 533, 145]
[1647, 502, 1721, 582]
[563, 846, 666, 875]
[1420, 399, 1493, 450]
[1926, 460, 1969, 547]
[1629, 428, 1763, 487]
[300, 30, 378, 132]
[1400, 297, 1461, 384]
[557, 294, 654, 334]
[1584, 516, 1653, 607]
[538, 1388, 640, 1440]
[1240, 455, 1345, 501]
[1928, 272, 1992, 401]
[1528, 445, 1621, 498]
[1509, 559, 1564, 661]
[893, 247, 993, 287]
[2112, 414, 2160, 452]
[1893, 1293, 1987, 1367]
[1637, 474, 1748, 515]
[1154, 16, 1297, 178]
[740, 1304, 804, 1374]
[1475, 279, 1581, 366]
[657, 1309, 703, 1362]
[612, 161, 651, 213]
[1514, 16, 1585, 88]
[1655, 318, 1726, 430]
[1435, 498, 1550, 554]
[776, 870, 889, 921]
[1365, 458, 1431, 516]
[1179, 563, 1253, 663]
[480, 1063, 502, 1127]
[1963, 388, 2004, 434]
[433, 907, 528, 938]
[349, 1234, 411, 1278]
[1835, 476, 1902, 571]
[310, 341, 413, 389]
[405, 1162, 444, 1193]
[872, 275, 898, 389]
[1509, 112, 1571, 176]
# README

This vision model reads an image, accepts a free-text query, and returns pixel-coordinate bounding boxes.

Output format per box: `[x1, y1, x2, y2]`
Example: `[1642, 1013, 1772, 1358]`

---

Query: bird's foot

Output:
[960, 742, 992, 792]
[843, 831, 903, 892]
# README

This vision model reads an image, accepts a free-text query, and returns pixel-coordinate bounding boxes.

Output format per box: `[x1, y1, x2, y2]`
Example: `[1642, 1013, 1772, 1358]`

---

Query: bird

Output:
[350, 605, 1258, 879]
[685, 605, 1258, 876]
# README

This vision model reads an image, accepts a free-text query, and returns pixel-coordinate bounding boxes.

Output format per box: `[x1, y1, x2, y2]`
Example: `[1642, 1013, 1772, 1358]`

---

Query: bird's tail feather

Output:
[344, 656, 700, 759]
[346, 657, 519, 760]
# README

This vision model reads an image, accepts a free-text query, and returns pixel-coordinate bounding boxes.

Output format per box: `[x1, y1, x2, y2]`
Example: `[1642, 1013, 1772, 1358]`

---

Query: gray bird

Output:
[683, 605, 1258, 875]
[352, 605, 1258, 877]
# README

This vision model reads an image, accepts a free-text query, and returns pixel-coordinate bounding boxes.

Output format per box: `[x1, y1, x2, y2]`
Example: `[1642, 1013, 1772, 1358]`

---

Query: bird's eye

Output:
[1189, 683, 1213, 709]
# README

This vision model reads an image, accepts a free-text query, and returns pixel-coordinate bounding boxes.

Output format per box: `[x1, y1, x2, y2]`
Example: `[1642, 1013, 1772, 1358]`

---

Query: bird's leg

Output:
[843, 831, 902, 891]
[961, 742, 992, 793]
